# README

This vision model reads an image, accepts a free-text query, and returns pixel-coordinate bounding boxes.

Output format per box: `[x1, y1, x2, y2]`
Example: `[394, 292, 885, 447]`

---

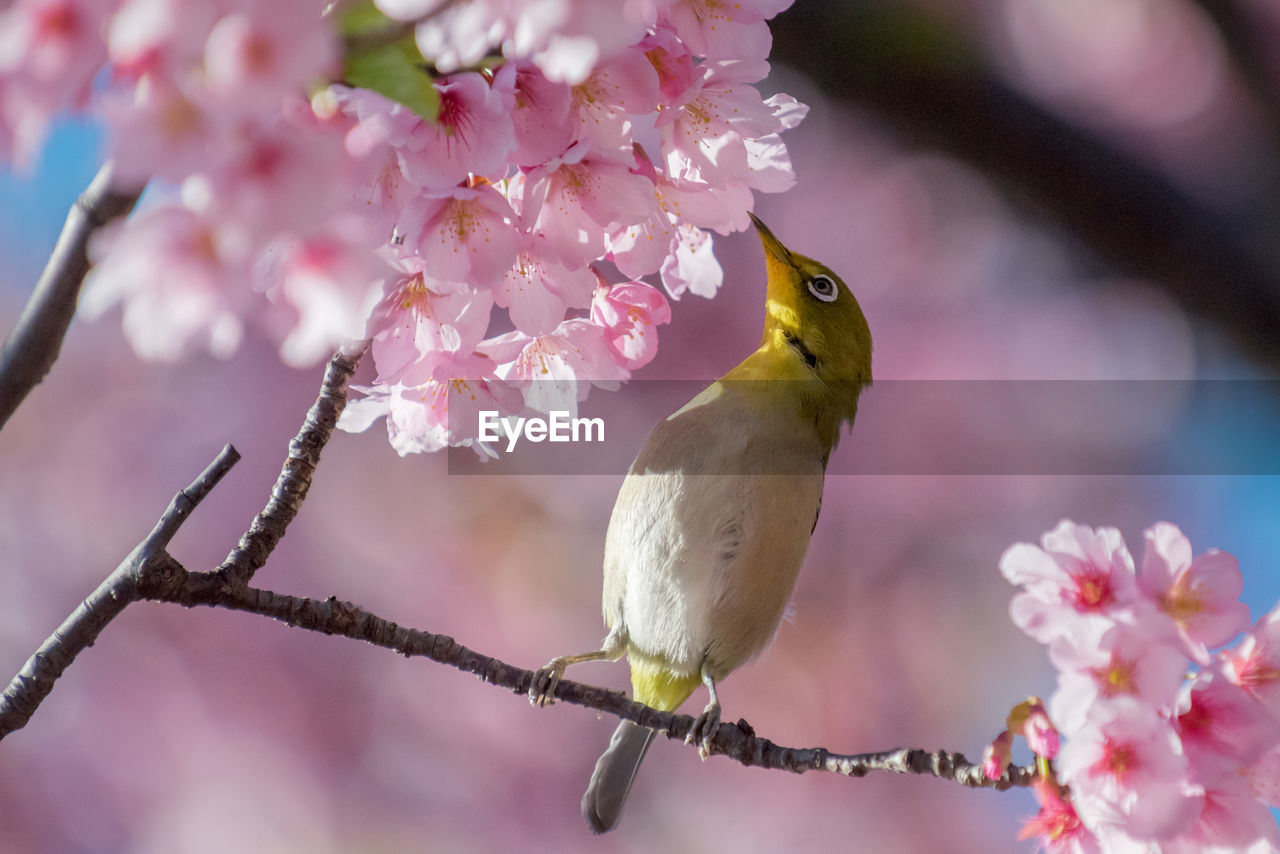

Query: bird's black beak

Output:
[749, 212, 794, 268]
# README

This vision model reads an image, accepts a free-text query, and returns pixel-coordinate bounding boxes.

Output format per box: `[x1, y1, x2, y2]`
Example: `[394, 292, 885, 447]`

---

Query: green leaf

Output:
[333, 1, 396, 38]
[343, 37, 440, 122]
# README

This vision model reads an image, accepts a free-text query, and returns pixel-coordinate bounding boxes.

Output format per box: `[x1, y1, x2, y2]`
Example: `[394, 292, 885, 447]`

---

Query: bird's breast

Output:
[602, 386, 827, 680]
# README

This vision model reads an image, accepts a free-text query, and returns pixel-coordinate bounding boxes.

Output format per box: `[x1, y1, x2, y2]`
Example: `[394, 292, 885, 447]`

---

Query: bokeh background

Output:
[4, 0, 1280, 851]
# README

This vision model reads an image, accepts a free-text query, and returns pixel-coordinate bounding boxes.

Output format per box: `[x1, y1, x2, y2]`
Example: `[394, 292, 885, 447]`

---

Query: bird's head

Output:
[751, 213, 873, 391]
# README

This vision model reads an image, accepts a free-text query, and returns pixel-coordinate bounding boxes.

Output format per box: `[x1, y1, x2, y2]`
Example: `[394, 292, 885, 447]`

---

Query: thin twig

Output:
[0, 162, 140, 430]
[0, 338, 360, 738]
[216, 345, 365, 587]
[0, 444, 239, 739]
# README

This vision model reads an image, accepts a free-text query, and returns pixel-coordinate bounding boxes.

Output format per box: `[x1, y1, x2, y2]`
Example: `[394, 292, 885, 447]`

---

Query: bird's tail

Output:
[581, 720, 657, 834]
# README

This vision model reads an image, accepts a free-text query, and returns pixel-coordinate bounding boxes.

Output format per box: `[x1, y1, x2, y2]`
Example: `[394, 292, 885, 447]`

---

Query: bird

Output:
[528, 213, 873, 833]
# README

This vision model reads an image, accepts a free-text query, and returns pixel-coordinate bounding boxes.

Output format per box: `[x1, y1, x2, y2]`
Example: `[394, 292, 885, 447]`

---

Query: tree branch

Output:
[0, 340, 1033, 792]
[0, 340, 363, 738]
[0, 444, 240, 739]
[0, 161, 140, 430]
[216, 344, 365, 587]
[140, 566, 1036, 791]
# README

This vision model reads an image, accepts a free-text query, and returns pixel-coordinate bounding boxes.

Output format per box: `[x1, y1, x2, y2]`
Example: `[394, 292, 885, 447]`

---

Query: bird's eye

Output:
[807, 275, 838, 303]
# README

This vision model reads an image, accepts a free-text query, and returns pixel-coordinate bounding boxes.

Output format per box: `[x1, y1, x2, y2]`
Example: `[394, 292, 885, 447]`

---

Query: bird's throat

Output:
[783, 330, 818, 370]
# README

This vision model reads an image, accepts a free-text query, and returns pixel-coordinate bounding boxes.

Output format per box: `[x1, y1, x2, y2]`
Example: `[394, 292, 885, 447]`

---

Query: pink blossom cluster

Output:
[999, 520, 1280, 853]
[0, 0, 805, 456]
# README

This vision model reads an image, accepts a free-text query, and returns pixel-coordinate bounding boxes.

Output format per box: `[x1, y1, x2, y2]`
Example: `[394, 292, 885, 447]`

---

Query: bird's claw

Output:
[528, 658, 567, 707]
[685, 701, 721, 760]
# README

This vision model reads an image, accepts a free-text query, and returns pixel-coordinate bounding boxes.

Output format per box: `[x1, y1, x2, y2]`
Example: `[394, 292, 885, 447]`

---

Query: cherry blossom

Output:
[1161, 775, 1280, 854]
[202, 0, 337, 116]
[500, 62, 575, 168]
[2, 0, 807, 455]
[484, 319, 629, 417]
[398, 72, 516, 190]
[1048, 621, 1186, 733]
[1174, 668, 1280, 774]
[641, 26, 696, 105]
[661, 222, 723, 297]
[366, 264, 494, 387]
[402, 0, 656, 84]
[1025, 699, 1061, 760]
[567, 47, 660, 154]
[606, 148, 737, 280]
[1003, 520, 1280, 853]
[99, 76, 212, 185]
[658, 0, 789, 61]
[1000, 520, 1142, 644]
[510, 142, 662, 264]
[1252, 747, 1280, 808]
[106, 0, 214, 81]
[1020, 779, 1102, 854]
[982, 729, 1013, 781]
[659, 59, 786, 188]
[394, 183, 521, 289]
[590, 279, 672, 369]
[1057, 700, 1202, 841]
[79, 205, 250, 361]
[1225, 605, 1280, 702]
[1138, 522, 1250, 664]
[340, 353, 522, 457]
[495, 233, 596, 336]
[255, 233, 387, 368]
[0, 0, 113, 164]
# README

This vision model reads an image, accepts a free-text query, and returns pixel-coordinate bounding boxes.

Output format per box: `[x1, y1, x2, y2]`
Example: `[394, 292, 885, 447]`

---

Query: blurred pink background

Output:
[4, 1, 1280, 851]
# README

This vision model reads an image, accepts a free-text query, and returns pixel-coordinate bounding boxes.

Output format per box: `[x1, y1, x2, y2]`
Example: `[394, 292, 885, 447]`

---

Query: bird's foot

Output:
[685, 700, 721, 760]
[528, 658, 568, 707]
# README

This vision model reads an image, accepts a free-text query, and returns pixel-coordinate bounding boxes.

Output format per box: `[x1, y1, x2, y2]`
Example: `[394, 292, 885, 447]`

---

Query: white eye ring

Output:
[807, 275, 838, 302]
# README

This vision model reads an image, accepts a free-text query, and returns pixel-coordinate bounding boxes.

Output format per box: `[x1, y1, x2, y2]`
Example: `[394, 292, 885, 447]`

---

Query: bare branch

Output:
[0, 337, 359, 739]
[0, 444, 239, 739]
[139, 575, 1036, 791]
[0, 162, 140, 430]
[216, 345, 365, 587]
[1, 344, 1031, 794]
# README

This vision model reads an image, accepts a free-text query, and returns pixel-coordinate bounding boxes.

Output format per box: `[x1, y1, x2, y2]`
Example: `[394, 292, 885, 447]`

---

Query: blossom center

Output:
[398, 274, 431, 311]
[1232, 652, 1280, 693]
[689, 0, 727, 24]
[1177, 695, 1212, 735]
[36, 3, 78, 39]
[1019, 787, 1083, 845]
[241, 32, 276, 75]
[437, 91, 475, 144]
[1071, 566, 1114, 612]
[1159, 575, 1204, 623]
[1100, 740, 1136, 780]
[1092, 657, 1136, 697]
[443, 200, 482, 241]
[161, 93, 203, 140]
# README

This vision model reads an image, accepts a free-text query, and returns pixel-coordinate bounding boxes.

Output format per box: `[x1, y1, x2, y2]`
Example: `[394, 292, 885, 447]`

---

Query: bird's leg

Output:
[684, 664, 721, 760]
[528, 629, 625, 707]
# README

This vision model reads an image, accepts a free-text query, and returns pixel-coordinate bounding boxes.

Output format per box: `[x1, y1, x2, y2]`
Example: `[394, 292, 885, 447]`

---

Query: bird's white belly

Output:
[604, 469, 823, 678]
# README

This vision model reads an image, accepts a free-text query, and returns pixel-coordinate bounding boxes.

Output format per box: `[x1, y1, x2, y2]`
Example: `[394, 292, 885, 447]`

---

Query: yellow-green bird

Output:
[529, 214, 872, 833]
